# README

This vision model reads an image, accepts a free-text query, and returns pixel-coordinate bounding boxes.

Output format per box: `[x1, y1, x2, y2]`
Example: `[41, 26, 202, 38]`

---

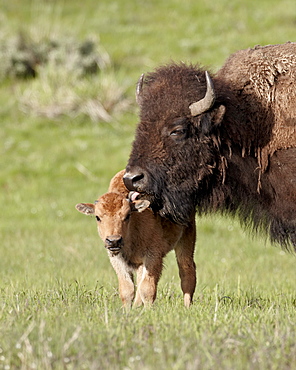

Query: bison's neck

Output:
[197, 148, 271, 219]
[197, 152, 253, 207]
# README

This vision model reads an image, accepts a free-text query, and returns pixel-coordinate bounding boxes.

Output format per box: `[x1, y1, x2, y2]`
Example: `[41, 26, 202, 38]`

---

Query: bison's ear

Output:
[75, 203, 95, 215]
[212, 105, 226, 126]
[200, 105, 226, 134]
[131, 200, 150, 213]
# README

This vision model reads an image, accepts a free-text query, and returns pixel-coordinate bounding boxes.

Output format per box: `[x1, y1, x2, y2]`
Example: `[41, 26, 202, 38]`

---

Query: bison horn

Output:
[136, 73, 145, 105]
[189, 71, 216, 116]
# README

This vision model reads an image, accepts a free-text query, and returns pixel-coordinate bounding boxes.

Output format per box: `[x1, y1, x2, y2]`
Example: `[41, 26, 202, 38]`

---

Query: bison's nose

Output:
[123, 167, 147, 192]
[105, 235, 123, 252]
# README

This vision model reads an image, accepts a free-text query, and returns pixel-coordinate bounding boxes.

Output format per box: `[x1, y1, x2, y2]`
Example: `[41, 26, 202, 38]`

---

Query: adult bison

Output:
[123, 43, 296, 250]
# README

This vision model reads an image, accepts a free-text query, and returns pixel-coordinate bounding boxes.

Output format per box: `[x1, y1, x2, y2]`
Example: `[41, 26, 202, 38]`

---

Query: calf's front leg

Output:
[108, 254, 135, 309]
[133, 265, 144, 308]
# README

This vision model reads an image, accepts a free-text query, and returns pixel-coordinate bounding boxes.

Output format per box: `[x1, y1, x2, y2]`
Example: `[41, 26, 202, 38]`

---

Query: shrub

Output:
[0, 32, 110, 79]
[0, 32, 132, 122]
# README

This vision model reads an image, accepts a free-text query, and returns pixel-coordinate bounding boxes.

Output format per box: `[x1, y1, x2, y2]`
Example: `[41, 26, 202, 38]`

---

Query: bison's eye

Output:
[170, 127, 186, 136]
[96, 216, 101, 222]
[169, 125, 188, 140]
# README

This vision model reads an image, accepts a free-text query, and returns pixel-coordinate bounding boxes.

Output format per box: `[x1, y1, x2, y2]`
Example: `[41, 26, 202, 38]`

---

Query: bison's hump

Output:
[217, 42, 296, 172]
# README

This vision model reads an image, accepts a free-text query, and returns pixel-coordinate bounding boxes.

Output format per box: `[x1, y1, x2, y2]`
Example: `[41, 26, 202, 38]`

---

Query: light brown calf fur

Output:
[108, 169, 127, 196]
[76, 171, 196, 308]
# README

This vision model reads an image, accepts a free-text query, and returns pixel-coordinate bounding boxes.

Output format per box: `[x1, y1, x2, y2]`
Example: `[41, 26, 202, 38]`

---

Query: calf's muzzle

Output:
[105, 235, 123, 253]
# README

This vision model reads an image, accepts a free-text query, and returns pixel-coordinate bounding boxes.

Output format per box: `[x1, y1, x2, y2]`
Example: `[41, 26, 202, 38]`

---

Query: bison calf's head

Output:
[76, 193, 150, 255]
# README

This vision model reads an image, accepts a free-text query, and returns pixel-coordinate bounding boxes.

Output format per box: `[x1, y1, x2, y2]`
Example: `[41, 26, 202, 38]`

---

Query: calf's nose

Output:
[123, 167, 146, 192]
[105, 235, 123, 251]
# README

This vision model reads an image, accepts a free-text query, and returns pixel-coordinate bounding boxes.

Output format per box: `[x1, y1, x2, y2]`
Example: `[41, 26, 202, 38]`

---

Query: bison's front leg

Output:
[175, 221, 196, 308]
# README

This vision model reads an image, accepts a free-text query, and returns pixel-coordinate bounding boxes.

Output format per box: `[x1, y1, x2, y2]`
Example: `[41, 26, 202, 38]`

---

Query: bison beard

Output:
[125, 164, 198, 225]
[124, 43, 296, 250]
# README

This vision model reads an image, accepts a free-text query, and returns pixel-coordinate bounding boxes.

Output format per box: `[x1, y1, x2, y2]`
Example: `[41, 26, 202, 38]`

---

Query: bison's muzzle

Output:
[123, 167, 148, 193]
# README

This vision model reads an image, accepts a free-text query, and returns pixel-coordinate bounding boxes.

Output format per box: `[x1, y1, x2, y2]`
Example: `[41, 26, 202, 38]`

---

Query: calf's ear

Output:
[131, 200, 150, 213]
[75, 203, 95, 215]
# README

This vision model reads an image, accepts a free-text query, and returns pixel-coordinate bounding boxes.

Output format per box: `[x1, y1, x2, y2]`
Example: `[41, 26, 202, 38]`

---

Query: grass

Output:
[2, 275, 296, 369]
[1, 0, 296, 368]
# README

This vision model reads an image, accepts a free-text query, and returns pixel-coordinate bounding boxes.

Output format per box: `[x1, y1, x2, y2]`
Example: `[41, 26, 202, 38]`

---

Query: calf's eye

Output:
[96, 216, 101, 222]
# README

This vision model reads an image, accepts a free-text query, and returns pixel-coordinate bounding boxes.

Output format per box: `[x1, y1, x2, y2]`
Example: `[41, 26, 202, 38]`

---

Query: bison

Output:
[123, 43, 296, 250]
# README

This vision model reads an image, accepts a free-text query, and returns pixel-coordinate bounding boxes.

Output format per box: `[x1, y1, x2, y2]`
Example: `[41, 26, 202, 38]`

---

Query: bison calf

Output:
[76, 173, 196, 308]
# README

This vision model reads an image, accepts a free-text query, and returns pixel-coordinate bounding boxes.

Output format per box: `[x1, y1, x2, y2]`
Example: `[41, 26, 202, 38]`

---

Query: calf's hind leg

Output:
[175, 220, 196, 308]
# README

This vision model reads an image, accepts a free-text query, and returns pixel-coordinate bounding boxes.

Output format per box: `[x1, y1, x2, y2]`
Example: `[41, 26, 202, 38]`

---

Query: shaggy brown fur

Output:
[217, 42, 296, 172]
[76, 171, 196, 308]
[124, 43, 296, 250]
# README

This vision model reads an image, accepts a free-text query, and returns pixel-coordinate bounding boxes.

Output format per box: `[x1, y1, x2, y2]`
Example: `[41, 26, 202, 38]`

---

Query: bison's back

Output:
[217, 42, 296, 171]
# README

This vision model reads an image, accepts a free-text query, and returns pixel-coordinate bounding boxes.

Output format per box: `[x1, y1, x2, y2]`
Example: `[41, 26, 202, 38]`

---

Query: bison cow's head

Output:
[124, 64, 226, 225]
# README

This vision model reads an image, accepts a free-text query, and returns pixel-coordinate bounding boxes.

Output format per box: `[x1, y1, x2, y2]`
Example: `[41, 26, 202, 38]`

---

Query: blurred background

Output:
[1, 0, 295, 298]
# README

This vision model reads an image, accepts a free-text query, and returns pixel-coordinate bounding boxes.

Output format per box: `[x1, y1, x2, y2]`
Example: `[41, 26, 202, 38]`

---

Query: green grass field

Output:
[1, 0, 296, 368]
